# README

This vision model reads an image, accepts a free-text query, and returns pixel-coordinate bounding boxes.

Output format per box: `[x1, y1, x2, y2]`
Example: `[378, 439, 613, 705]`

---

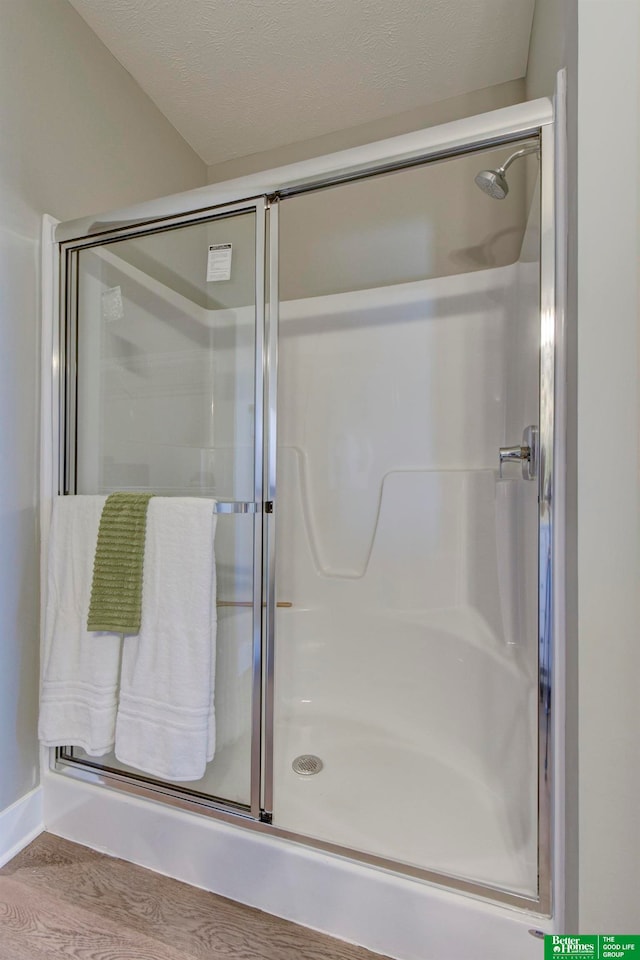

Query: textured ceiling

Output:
[67, 0, 535, 166]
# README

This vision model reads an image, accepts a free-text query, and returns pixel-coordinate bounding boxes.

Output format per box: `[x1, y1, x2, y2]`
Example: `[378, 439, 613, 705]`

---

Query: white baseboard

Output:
[0, 787, 44, 867]
[43, 771, 555, 960]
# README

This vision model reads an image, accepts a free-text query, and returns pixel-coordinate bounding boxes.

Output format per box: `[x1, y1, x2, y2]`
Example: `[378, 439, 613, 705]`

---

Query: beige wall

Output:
[207, 80, 525, 183]
[0, 0, 205, 816]
[2, 1, 205, 232]
[525, 0, 576, 100]
[576, 0, 640, 933]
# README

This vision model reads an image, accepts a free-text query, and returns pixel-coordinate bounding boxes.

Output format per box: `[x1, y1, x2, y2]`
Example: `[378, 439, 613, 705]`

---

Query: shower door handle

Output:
[499, 425, 538, 480]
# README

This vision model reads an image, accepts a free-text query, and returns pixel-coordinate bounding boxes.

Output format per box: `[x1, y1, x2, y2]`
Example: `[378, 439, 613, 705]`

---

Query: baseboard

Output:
[43, 770, 555, 960]
[0, 787, 44, 867]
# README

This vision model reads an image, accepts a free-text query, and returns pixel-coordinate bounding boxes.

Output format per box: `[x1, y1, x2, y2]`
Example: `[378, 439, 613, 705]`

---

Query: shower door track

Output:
[50, 95, 561, 917]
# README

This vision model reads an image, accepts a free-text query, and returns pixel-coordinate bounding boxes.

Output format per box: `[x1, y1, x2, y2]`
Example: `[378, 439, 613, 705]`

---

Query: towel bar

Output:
[90, 499, 261, 514]
[217, 601, 292, 608]
[213, 501, 260, 514]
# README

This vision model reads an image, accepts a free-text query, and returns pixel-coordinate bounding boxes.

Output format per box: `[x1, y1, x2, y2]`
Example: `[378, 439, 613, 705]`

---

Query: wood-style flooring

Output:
[0, 833, 388, 960]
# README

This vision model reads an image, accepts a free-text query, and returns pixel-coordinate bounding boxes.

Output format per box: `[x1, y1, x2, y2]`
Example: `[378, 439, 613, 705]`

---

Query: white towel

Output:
[39, 495, 121, 756]
[114, 497, 217, 781]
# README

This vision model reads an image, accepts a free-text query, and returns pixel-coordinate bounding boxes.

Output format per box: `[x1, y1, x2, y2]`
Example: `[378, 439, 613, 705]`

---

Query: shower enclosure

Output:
[47, 100, 559, 917]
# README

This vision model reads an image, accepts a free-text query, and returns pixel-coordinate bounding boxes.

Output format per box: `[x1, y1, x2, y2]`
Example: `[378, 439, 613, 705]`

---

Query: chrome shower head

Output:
[474, 168, 509, 200]
[474, 143, 539, 200]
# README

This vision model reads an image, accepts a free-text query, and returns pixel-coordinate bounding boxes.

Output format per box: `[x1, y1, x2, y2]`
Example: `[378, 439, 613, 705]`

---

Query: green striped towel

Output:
[87, 493, 154, 635]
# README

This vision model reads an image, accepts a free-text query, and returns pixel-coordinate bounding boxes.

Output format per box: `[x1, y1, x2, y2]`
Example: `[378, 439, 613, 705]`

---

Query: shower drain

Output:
[292, 754, 324, 776]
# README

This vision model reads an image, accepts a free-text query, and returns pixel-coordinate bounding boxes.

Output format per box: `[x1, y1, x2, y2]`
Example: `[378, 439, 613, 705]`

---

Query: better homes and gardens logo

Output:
[546, 938, 596, 957]
[545, 936, 639, 959]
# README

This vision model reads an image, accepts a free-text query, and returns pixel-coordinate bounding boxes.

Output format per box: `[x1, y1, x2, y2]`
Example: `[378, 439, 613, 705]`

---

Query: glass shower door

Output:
[270, 146, 542, 898]
[61, 202, 264, 814]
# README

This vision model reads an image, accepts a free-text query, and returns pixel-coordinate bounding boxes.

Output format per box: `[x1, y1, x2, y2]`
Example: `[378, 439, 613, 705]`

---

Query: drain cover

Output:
[292, 754, 323, 776]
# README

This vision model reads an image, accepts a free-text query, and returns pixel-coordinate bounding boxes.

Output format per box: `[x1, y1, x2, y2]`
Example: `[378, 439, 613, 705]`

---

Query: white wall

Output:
[0, 0, 205, 817]
[576, 0, 640, 933]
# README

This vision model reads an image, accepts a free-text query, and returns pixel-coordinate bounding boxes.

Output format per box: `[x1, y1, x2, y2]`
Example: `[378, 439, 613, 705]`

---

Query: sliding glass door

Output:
[60, 201, 265, 816]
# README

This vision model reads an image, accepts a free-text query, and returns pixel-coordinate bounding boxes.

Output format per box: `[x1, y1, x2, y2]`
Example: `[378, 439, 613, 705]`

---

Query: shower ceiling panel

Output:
[66, 0, 536, 165]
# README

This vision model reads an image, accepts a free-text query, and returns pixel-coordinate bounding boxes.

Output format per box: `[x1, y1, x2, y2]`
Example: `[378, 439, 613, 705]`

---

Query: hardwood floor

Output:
[0, 833, 388, 960]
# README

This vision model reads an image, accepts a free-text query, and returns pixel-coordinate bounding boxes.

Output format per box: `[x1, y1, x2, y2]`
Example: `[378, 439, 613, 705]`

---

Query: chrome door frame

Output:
[538, 119, 556, 919]
[51, 96, 562, 916]
[261, 196, 279, 818]
[56, 196, 268, 822]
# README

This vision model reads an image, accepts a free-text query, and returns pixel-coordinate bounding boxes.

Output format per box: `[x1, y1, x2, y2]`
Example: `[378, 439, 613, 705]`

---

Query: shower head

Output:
[474, 168, 509, 200]
[474, 144, 539, 200]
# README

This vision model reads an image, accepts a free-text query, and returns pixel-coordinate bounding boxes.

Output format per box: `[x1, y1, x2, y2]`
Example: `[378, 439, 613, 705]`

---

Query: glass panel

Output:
[71, 210, 257, 809]
[273, 145, 541, 896]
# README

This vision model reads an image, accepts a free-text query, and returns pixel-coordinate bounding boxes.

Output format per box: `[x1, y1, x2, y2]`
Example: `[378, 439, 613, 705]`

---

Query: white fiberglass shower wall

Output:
[45, 100, 560, 951]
